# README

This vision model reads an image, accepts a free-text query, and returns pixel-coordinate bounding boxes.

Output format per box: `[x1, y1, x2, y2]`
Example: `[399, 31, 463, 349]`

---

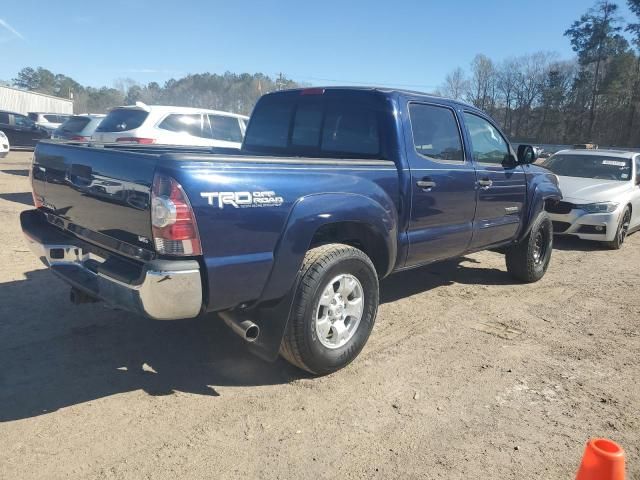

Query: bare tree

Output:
[467, 54, 497, 113]
[439, 67, 469, 100]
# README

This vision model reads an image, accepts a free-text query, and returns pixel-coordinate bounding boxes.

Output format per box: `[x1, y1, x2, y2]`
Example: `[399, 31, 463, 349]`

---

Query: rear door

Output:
[462, 112, 526, 249]
[12, 114, 39, 146]
[403, 102, 477, 265]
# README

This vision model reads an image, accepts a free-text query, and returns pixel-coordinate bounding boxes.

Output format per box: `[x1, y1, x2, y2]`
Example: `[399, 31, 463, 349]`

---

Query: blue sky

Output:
[0, 0, 636, 90]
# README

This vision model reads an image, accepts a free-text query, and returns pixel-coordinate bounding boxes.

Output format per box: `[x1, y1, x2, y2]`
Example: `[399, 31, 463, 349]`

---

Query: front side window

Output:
[0, 112, 9, 124]
[463, 112, 509, 165]
[158, 114, 202, 137]
[207, 115, 243, 143]
[409, 104, 464, 162]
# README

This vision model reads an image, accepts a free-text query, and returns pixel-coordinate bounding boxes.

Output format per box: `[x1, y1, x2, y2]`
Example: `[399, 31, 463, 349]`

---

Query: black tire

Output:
[505, 211, 553, 283]
[604, 207, 631, 250]
[280, 243, 379, 375]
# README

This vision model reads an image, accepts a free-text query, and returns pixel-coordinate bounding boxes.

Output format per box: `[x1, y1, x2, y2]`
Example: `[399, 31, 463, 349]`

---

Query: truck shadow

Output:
[0, 269, 303, 423]
[381, 256, 512, 304]
[1, 256, 512, 422]
[0, 192, 35, 206]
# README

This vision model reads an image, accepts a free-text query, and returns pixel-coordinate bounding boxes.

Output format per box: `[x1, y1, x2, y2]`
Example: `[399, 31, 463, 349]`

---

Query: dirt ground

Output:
[0, 150, 638, 479]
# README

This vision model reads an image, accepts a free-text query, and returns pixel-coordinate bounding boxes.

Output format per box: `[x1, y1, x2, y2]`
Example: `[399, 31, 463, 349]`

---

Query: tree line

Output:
[6, 0, 640, 146]
[438, 0, 640, 147]
[9, 68, 298, 116]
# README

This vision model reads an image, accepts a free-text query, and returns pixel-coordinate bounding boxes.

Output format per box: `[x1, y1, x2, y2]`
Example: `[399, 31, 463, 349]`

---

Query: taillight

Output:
[116, 137, 155, 144]
[70, 135, 89, 141]
[151, 173, 202, 256]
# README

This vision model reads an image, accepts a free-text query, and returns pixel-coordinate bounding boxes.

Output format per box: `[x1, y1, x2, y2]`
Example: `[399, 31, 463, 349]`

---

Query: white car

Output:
[543, 149, 640, 249]
[27, 113, 73, 134]
[0, 130, 9, 158]
[91, 103, 249, 148]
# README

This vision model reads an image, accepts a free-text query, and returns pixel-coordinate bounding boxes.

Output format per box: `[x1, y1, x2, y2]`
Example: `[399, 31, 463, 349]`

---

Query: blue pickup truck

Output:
[21, 87, 561, 374]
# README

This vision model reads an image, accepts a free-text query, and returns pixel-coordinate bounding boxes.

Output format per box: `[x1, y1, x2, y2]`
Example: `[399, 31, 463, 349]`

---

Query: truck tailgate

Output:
[32, 142, 157, 254]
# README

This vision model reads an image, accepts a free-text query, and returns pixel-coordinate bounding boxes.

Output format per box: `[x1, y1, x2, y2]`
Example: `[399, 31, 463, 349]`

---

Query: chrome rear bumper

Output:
[20, 209, 203, 320]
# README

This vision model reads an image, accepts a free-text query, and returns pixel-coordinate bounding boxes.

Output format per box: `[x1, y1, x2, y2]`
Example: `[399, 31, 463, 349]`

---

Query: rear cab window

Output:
[96, 109, 149, 132]
[243, 90, 389, 159]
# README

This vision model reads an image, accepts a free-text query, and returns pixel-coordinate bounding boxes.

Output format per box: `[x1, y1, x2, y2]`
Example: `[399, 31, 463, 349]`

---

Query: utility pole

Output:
[276, 72, 285, 91]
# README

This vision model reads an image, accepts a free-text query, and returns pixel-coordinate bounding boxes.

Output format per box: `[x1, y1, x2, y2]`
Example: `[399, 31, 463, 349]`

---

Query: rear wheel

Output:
[505, 211, 553, 283]
[280, 243, 379, 375]
[604, 207, 631, 250]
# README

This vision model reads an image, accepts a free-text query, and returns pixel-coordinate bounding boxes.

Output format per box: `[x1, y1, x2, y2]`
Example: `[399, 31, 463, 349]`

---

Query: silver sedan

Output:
[542, 149, 640, 249]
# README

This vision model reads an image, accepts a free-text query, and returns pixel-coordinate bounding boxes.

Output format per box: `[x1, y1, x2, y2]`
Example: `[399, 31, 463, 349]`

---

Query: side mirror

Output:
[517, 144, 538, 164]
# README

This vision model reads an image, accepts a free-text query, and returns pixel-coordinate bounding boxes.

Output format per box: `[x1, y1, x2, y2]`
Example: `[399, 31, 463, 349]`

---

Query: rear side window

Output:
[59, 116, 90, 133]
[207, 115, 243, 142]
[409, 104, 464, 162]
[244, 93, 383, 158]
[96, 109, 149, 132]
[158, 114, 202, 137]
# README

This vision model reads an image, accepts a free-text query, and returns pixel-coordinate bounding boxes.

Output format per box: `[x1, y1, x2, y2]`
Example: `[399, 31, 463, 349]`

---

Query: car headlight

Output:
[0, 131, 6, 139]
[577, 202, 619, 214]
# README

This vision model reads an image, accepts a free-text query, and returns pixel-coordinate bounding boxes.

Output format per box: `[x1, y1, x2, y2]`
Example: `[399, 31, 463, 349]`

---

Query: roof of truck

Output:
[274, 86, 477, 110]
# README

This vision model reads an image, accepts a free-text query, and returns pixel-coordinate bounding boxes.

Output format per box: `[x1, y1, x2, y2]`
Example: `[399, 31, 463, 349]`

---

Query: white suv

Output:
[91, 103, 249, 148]
[28, 113, 73, 134]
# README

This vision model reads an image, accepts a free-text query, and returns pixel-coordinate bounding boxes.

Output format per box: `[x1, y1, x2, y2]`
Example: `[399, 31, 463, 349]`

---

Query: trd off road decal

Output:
[200, 191, 284, 209]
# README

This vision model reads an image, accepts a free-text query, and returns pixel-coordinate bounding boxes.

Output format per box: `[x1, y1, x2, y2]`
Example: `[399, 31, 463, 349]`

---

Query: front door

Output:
[404, 102, 477, 266]
[462, 112, 527, 249]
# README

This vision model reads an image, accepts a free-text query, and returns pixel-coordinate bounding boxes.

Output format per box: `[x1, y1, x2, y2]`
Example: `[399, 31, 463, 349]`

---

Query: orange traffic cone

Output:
[576, 438, 625, 480]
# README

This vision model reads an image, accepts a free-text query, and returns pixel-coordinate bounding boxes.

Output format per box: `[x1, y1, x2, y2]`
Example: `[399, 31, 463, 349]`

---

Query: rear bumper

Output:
[20, 209, 203, 320]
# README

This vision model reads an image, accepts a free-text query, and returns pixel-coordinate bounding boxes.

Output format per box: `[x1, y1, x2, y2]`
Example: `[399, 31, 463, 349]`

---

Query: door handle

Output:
[416, 179, 437, 191]
[478, 178, 493, 189]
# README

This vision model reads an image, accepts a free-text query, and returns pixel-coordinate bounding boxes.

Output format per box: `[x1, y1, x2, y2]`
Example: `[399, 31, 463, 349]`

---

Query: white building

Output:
[0, 85, 73, 114]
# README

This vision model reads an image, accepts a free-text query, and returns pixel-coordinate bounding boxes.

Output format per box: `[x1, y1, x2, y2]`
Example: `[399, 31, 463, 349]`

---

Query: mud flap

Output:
[246, 283, 299, 362]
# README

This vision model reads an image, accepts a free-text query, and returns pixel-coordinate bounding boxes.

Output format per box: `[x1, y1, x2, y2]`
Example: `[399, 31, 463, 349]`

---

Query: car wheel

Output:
[505, 211, 553, 283]
[280, 243, 379, 375]
[605, 207, 631, 250]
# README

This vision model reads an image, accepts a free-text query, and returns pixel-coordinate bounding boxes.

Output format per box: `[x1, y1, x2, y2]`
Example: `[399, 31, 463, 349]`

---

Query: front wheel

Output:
[280, 244, 379, 375]
[505, 211, 553, 283]
[604, 207, 631, 250]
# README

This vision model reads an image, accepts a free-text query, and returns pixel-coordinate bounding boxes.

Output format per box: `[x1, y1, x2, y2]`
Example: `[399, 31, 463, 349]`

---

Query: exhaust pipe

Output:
[70, 287, 99, 305]
[219, 311, 260, 343]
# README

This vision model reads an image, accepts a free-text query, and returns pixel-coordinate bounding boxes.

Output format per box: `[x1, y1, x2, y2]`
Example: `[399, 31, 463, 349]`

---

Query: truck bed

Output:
[31, 140, 401, 312]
